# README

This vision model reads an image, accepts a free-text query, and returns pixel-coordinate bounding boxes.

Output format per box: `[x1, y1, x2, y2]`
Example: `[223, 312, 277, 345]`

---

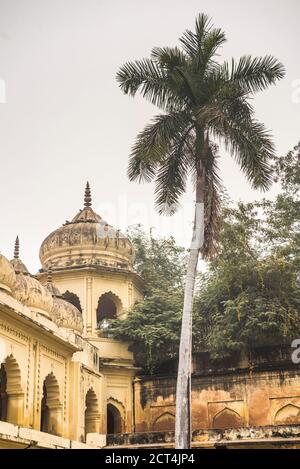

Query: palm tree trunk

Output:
[175, 169, 205, 449]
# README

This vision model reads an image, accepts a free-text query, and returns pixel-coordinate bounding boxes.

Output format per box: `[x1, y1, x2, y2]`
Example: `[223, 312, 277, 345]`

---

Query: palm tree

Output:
[116, 13, 285, 448]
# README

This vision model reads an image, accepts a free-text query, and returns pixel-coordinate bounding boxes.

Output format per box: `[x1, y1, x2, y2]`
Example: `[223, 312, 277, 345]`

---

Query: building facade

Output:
[1, 183, 300, 449]
[0, 183, 143, 448]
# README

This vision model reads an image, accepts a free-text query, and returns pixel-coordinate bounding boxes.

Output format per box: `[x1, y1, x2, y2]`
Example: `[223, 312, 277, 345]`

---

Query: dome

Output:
[10, 239, 53, 318]
[39, 182, 134, 271]
[0, 253, 16, 293]
[13, 274, 54, 318]
[46, 269, 84, 334]
[51, 296, 84, 334]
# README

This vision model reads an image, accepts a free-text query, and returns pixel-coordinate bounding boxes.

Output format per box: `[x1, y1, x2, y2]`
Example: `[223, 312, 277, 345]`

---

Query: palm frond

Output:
[128, 111, 192, 182]
[179, 13, 211, 57]
[154, 137, 193, 214]
[116, 58, 185, 111]
[151, 46, 188, 70]
[196, 83, 254, 128]
[210, 113, 275, 190]
[222, 55, 285, 94]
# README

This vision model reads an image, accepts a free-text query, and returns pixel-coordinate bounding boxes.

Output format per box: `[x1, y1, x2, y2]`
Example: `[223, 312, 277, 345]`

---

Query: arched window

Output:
[85, 388, 100, 438]
[62, 290, 82, 312]
[0, 355, 23, 425]
[96, 292, 122, 328]
[0, 363, 7, 421]
[40, 373, 62, 436]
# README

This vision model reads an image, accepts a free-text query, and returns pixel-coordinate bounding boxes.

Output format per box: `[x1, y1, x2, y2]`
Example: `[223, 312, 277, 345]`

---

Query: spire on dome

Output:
[10, 236, 29, 275]
[45, 263, 61, 297]
[47, 264, 52, 285]
[84, 181, 92, 207]
[14, 236, 19, 259]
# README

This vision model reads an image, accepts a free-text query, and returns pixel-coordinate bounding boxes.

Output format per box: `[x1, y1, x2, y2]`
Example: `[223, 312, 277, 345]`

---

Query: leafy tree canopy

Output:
[108, 226, 186, 374]
[108, 145, 300, 373]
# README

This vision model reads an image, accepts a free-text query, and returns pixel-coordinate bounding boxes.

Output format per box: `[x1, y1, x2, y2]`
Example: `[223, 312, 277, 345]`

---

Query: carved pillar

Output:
[86, 277, 93, 335]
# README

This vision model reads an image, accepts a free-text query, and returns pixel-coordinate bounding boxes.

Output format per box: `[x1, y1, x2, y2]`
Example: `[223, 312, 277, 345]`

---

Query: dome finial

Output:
[84, 181, 92, 207]
[14, 236, 20, 259]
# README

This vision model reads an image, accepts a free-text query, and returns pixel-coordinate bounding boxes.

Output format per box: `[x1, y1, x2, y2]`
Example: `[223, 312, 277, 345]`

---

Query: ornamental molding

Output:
[0, 320, 29, 343]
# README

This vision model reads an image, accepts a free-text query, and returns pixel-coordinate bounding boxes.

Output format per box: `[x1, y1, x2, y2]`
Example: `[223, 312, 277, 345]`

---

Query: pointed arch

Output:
[96, 292, 123, 327]
[153, 411, 175, 431]
[40, 372, 62, 436]
[85, 388, 100, 437]
[275, 404, 300, 425]
[212, 407, 243, 429]
[107, 397, 125, 434]
[0, 355, 24, 425]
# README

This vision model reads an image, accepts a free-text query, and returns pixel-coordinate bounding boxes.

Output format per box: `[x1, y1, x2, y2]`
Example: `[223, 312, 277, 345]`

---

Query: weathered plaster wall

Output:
[134, 351, 300, 433]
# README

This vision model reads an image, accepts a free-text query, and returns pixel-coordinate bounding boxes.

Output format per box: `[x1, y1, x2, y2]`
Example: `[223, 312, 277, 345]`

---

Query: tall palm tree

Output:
[116, 13, 285, 448]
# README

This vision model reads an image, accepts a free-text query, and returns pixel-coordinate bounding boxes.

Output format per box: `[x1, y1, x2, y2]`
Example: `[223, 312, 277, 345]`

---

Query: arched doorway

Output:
[40, 373, 62, 436]
[0, 363, 7, 421]
[96, 292, 122, 328]
[0, 355, 24, 425]
[85, 388, 100, 438]
[107, 403, 123, 434]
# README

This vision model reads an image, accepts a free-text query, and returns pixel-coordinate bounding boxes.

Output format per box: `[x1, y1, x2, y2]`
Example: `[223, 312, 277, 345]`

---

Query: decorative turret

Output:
[10, 236, 29, 275]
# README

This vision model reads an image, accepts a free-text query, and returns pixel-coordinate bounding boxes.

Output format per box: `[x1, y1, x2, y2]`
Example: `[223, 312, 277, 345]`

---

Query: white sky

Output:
[0, 0, 299, 273]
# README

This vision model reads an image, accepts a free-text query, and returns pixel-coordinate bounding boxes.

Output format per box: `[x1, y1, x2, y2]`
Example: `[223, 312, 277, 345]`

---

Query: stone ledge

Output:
[107, 424, 300, 448]
[0, 422, 105, 449]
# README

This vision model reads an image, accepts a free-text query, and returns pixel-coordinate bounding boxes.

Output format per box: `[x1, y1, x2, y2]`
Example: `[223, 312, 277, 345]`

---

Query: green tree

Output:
[109, 143, 299, 375]
[194, 146, 300, 359]
[108, 226, 186, 374]
[117, 13, 285, 447]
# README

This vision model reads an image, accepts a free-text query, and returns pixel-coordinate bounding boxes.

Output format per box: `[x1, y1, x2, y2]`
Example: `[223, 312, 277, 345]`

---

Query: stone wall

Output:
[134, 348, 300, 433]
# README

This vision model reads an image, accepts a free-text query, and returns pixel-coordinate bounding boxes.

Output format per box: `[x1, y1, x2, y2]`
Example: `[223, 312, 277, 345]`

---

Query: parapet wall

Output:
[134, 347, 300, 433]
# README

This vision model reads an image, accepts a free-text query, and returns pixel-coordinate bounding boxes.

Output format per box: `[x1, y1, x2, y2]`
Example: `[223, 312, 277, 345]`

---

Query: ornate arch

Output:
[107, 397, 126, 419]
[107, 397, 126, 434]
[41, 372, 62, 435]
[85, 387, 100, 436]
[3, 354, 23, 394]
[62, 290, 82, 312]
[96, 291, 123, 325]
[43, 372, 61, 407]
[1, 355, 24, 425]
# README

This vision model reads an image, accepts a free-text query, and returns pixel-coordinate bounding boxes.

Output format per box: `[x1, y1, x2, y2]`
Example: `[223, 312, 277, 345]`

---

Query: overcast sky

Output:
[0, 0, 299, 272]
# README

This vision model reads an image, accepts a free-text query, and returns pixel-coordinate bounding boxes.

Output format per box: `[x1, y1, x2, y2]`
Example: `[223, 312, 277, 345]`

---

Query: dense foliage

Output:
[108, 145, 300, 373]
[108, 227, 185, 374]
